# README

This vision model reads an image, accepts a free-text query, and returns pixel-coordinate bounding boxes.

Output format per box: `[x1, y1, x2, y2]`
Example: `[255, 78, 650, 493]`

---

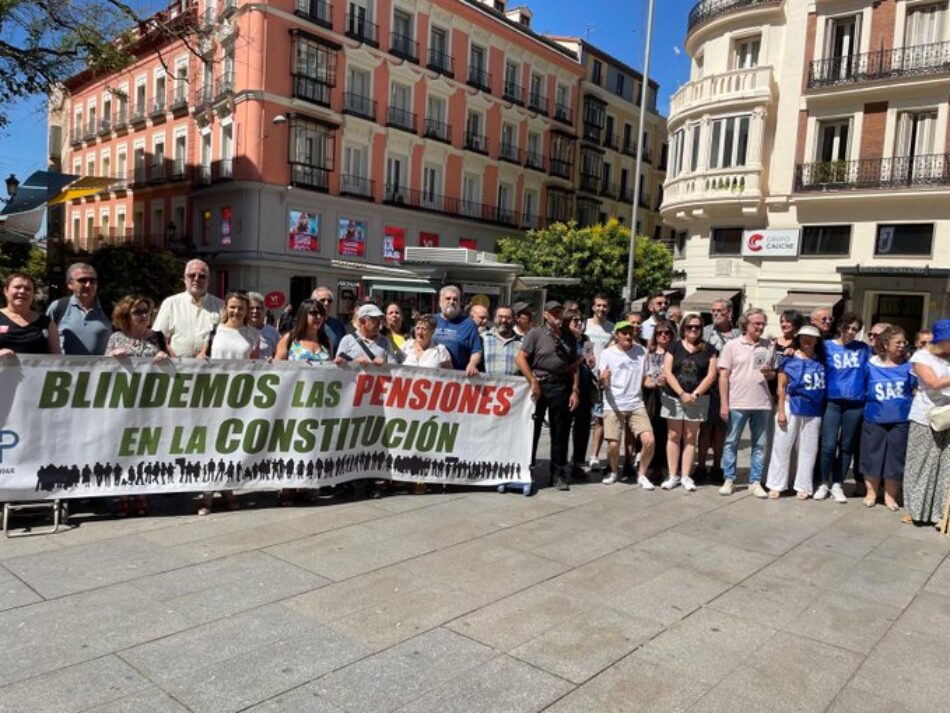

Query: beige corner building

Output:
[661, 0, 950, 337]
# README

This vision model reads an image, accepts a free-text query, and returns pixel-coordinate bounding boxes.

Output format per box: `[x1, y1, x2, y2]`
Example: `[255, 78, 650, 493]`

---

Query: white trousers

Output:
[765, 403, 821, 494]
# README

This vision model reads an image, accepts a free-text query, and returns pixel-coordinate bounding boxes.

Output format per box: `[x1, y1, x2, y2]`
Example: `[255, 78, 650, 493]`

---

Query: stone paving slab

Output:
[0, 445, 948, 712]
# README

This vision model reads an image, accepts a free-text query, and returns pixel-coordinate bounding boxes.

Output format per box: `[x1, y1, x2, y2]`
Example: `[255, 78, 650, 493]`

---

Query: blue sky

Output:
[0, 0, 695, 187]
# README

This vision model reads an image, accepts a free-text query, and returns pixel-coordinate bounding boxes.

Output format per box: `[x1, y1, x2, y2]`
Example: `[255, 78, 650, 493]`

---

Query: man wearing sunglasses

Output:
[153, 259, 224, 357]
[47, 262, 113, 355]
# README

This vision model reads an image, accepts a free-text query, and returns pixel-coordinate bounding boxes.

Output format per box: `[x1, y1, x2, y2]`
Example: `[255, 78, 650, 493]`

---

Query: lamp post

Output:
[623, 0, 656, 314]
[3, 174, 19, 202]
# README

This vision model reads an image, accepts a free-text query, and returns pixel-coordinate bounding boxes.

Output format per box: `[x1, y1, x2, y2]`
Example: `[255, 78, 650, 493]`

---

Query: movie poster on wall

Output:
[338, 218, 366, 257]
[221, 206, 232, 246]
[419, 231, 439, 248]
[383, 225, 405, 262]
[288, 210, 319, 252]
[459, 238, 477, 250]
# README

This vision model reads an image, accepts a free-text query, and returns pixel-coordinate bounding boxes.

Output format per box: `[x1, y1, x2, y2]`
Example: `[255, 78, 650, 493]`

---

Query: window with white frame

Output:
[671, 127, 685, 177]
[708, 115, 750, 169]
[905, 2, 946, 47]
[522, 188, 539, 223]
[816, 118, 851, 162]
[422, 162, 443, 208]
[498, 182, 514, 221]
[343, 144, 368, 178]
[87, 102, 97, 135]
[87, 154, 95, 177]
[173, 130, 187, 176]
[102, 94, 112, 129]
[133, 207, 145, 239]
[733, 36, 760, 69]
[134, 79, 147, 116]
[100, 209, 110, 240]
[154, 72, 166, 111]
[689, 122, 701, 172]
[151, 202, 165, 241]
[386, 154, 408, 200]
[462, 172, 481, 216]
[101, 151, 111, 180]
[174, 60, 188, 103]
[504, 60, 520, 99]
[71, 214, 81, 243]
[116, 146, 127, 178]
[116, 208, 126, 240]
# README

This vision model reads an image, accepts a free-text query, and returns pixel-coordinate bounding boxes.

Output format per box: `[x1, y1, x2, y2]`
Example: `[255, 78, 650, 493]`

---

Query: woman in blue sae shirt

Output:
[766, 325, 827, 499]
[860, 326, 914, 512]
[817, 313, 871, 503]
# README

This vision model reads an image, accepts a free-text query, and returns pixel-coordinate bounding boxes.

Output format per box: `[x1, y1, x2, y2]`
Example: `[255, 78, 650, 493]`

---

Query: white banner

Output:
[0, 357, 533, 501]
[741, 229, 801, 257]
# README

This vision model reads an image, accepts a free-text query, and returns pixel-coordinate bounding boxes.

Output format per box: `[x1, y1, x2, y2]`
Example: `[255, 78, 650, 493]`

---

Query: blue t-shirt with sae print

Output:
[781, 356, 827, 417]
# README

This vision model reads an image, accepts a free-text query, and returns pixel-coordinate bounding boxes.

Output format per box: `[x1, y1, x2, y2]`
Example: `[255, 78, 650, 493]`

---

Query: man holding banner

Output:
[153, 259, 224, 358]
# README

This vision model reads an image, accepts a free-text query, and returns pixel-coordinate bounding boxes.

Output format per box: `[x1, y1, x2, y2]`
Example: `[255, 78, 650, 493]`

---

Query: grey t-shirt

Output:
[337, 333, 398, 363]
[520, 326, 578, 380]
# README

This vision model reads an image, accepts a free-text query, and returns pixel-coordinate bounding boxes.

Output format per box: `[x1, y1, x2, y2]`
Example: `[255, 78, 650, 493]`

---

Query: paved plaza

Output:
[0, 448, 948, 712]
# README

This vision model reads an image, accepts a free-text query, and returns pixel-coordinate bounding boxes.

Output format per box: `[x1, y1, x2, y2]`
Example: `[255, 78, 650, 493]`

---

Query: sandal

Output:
[900, 513, 914, 525]
[863, 496, 876, 508]
[884, 500, 900, 512]
[768, 490, 781, 500]
[796, 491, 811, 501]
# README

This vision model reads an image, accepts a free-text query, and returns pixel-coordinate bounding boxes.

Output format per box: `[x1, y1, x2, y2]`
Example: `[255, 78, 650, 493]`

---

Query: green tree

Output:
[76, 244, 183, 306]
[497, 219, 672, 303]
[0, 1, 205, 129]
[0, 242, 47, 288]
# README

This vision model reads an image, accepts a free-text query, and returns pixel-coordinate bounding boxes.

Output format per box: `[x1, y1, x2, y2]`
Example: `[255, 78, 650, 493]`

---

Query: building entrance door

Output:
[289, 275, 315, 312]
[872, 293, 925, 339]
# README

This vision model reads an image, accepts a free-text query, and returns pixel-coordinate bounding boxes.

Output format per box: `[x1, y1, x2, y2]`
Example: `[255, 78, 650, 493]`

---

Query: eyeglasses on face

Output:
[711, 309, 729, 314]
[131, 308, 150, 317]
[317, 297, 333, 303]
[74, 277, 97, 285]
[685, 325, 702, 331]
[569, 317, 583, 323]
[186, 273, 208, 280]
[656, 330, 673, 336]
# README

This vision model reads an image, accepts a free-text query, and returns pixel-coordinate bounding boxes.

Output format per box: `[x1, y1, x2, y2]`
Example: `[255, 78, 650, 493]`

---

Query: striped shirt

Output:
[481, 329, 522, 376]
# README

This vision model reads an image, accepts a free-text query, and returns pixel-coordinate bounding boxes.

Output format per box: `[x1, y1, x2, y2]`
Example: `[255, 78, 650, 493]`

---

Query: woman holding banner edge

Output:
[0, 272, 60, 357]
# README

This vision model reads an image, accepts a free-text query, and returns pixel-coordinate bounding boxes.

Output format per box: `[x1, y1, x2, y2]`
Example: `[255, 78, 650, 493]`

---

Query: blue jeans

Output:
[819, 399, 863, 485]
[722, 409, 770, 484]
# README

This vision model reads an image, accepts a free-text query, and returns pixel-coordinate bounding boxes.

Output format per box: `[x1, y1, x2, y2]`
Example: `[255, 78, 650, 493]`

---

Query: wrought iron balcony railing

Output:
[291, 161, 330, 191]
[600, 181, 618, 199]
[467, 66, 492, 93]
[390, 32, 419, 63]
[295, 0, 332, 29]
[524, 150, 545, 171]
[500, 142, 521, 164]
[427, 48, 454, 77]
[580, 173, 600, 193]
[687, 0, 782, 34]
[603, 133, 620, 151]
[97, 118, 112, 136]
[293, 74, 332, 107]
[212, 158, 233, 181]
[795, 154, 950, 192]
[170, 159, 188, 181]
[465, 131, 487, 154]
[215, 73, 234, 100]
[549, 157, 573, 179]
[424, 117, 451, 143]
[345, 13, 378, 46]
[150, 96, 166, 117]
[132, 102, 148, 124]
[554, 104, 573, 126]
[170, 87, 188, 110]
[528, 91, 547, 115]
[340, 174, 374, 198]
[343, 92, 376, 120]
[809, 40, 950, 88]
[503, 80, 524, 104]
[583, 122, 603, 143]
[387, 106, 417, 133]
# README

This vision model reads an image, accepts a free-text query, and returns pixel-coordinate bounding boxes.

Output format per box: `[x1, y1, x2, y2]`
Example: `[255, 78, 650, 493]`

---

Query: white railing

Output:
[661, 166, 763, 211]
[669, 65, 773, 118]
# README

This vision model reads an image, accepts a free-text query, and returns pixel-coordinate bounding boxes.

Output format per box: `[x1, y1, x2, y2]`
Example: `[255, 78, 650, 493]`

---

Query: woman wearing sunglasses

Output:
[660, 314, 719, 491]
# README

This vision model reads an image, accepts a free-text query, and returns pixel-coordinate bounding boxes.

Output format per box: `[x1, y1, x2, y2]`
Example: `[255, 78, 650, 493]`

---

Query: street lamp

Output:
[1, 173, 18, 204]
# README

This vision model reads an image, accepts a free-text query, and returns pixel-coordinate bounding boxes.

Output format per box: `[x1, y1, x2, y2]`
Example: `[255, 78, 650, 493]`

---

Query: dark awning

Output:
[680, 288, 740, 312]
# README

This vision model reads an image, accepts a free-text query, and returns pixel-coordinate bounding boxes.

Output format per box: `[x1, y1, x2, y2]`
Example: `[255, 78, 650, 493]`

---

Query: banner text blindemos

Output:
[0, 357, 533, 501]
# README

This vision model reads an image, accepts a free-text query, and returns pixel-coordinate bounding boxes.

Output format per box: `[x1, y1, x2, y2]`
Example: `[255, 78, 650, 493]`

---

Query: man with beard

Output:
[482, 305, 522, 376]
[640, 293, 669, 342]
[153, 259, 224, 357]
[334, 304, 396, 364]
[516, 301, 580, 490]
[469, 303, 490, 335]
[433, 285, 482, 375]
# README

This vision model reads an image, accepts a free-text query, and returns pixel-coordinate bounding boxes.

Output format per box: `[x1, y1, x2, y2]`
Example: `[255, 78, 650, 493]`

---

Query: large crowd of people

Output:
[0, 260, 948, 531]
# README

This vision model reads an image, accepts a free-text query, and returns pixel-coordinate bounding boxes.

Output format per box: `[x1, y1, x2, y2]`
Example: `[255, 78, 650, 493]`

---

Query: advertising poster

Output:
[289, 211, 320, 252]
[221, 206, 232, 246]
[419, 232, 439, 248]
[459, 238, 477, 250]
[338, 218, 366, 257]
[383, 225, 405, 262]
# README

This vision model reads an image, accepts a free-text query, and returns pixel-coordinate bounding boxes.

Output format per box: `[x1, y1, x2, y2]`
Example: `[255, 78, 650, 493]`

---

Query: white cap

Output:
[357, 304, 384, 319]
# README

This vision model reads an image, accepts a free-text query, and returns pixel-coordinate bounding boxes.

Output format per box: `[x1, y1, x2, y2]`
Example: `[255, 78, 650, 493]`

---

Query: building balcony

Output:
[212, 158, 233, 182]
[687, 0, 782, 35]
[460, 199, 515, 226]
[389, 32, 419, 63]
[293, 74, 332, 107]
[620, 186, 633, 203]
[520, 212, 541, 230]
[70, 130, 83, 148]
[622, 140, 637, 157]
[97, 118, 112, 136]
[383, 183, 409, 205]
[343, 92, 376, 121]
[524, 150, 546, 171]
[340, 174, 374, 199]
[345, 14, 379, 47]
[795, 155, 950, 192]
[130, 167, 149, 188]
[600, 181, 618, 199]
[467, 66, 492, 93]
[131, 103, 148, 125]
[669, 65, 773, 121]
[579, 173, 600, 193]
[808, 41, 950, 90]
[83, 123, 97, 142]
[549, 158, 573, 180]
[148, 160, 167, 184]
[465, 131, 487, 154]
[214, 74, 234, 101]
[170, 88, 189, 114]
[660, 165, 763, 215]
[553, 104, 573, 127]
[387, 106, 417, 133]
[423, 117, 451, 143]
[503, 80, 524, 105]
[295, 0, 332, 29]
[500, 142, 521, 164]
[643, 146, 653, 164]
[290, 161, 330, 192]
[169, 159, 188, 181]
[528, 91, 547, 115]
[638, 192, 650, 208]
[150, 96, 167, 119]
[583, 122, 603, 144]
[113, 110, 129, 132]
[427, 48, 454, 78]
[194, 165, 212, 186]
[603, 133, 620, 151]
[195, 85, 214, 107]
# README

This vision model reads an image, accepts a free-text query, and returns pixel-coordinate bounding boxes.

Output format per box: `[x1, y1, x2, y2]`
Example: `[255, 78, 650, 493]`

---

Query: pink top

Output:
[718, 336, 773, 411]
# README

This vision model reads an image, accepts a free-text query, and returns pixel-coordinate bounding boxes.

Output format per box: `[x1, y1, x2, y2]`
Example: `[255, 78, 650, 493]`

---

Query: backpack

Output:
[50, 296, 114, 324]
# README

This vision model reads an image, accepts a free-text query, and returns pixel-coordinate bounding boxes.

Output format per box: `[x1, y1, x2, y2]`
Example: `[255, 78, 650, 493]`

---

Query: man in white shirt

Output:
[596, 320, 655, 487]
[153, 259, 224, 357]
[640, 293, 669, 342]
[584, 294, 614, 471]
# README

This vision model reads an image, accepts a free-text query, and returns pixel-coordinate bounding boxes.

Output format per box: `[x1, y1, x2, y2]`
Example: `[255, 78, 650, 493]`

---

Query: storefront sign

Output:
[0, 357, 533, 500]
[264, 291, 286, 309]
[459, 238, 477, 250]
[338, 218, 366, 257]
[383, 225, 405, 262]
[289, 211, 319, 252]
[221, 206, 232, 246]
[419, 232, 439, 248]
[741, 229, 800, 257]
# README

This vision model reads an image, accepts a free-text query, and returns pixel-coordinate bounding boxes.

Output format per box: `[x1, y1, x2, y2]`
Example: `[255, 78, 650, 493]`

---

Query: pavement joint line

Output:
[111, 650, 198, 713]
[0, 560, 47, 604]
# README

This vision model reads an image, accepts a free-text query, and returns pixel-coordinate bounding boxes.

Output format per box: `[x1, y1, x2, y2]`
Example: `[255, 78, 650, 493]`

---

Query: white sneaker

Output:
[749, 482, 769, 499]
[682, 476, 697, 492]
[814, 484, 830, 501]
[602, 472, 617, 485]
[638, 475, 655, 490]
[661, 475, 681, 490]
[831, 483, 847, 503]
[589, 456, 601, 472]
[719, 480, 735, 496]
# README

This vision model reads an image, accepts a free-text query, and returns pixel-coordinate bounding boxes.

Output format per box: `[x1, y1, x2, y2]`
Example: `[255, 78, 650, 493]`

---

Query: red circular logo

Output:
[747, 233, 764, 252]
[264, 291, 285, 309]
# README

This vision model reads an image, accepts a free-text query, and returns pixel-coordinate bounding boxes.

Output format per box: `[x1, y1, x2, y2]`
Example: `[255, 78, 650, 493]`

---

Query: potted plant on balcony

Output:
[813, 160, 847, 186]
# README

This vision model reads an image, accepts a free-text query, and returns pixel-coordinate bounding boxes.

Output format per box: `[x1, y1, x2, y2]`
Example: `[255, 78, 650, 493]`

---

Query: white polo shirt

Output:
[153, 291, 224, 358]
